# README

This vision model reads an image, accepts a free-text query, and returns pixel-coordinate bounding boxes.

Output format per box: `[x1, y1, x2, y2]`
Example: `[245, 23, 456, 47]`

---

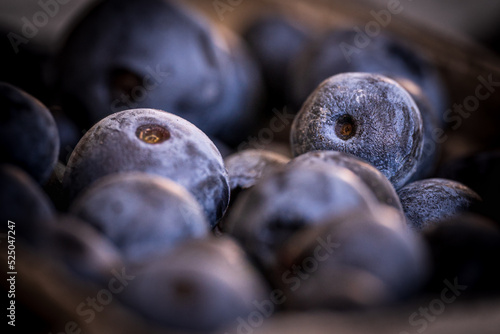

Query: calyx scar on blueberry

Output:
[335, 114, 356, 140]
[136, 124, 171, 144]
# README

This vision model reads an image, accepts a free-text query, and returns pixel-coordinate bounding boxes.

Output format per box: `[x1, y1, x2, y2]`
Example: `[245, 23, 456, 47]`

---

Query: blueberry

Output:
[393, 77, 441, 181]
[242, 14, 310, 108]
[63, 108, 229, 225]
[288, 150, 403, 214]
[45, 215, 124, 283]
[57, 0, 261, 145]
[119, 237, 269, 331]
[225, 149, 290, 192]
[397, 178, 481, 231]
[424, 214, 500, 293]
[289, 29, 447, 115]
[0, 82, 59, 184]
[219, 149, 290, 232]
[218, 27, 265, 144]
[276, 209, 429, 306]
[279, 263, 394, 310]
[70, 172, 209, 262]
[0, 164, 55, 245]
[291, 72, 424, 189]
[225, 164, 379, 269]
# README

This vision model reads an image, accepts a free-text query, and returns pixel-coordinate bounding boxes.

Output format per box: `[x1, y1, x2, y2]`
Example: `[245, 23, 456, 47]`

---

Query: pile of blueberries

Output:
[1, 0, 500, 332]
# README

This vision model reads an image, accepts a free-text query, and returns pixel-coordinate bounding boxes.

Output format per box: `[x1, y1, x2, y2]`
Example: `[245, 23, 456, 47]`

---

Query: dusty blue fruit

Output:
[219, 149, 290, 232]
[57, 0, 261, 145]
[63, 108, 229, 225]
[291, 72, 424, 189]
[243, 14, 310, 109]
[225, 149, 290, 191]
[70, 172, 209, 262]
[46, 215, 124, 283]
[289, 29, 447, 116]
[393, 77, 441, 181]
[0, 82, 59, 184]
[0, 164, 55, 245]
[224, 164, 379, 269]
[119, 237, 269, 331]
[276, 209, 429, 306]
[397, 178, 481, 231]
[288, 150, 403, 213]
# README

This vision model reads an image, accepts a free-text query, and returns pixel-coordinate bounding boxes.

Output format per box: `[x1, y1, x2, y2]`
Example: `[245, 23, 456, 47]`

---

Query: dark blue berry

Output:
[70, 172, 209, 262]
[397, 178, 481, 231]
[291, 72, 424, 189]
[0, 82, 59, 184]
[63, 108, 229, 225]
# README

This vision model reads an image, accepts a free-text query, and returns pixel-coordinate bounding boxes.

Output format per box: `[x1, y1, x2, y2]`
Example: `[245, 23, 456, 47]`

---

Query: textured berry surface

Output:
[398, 178, 481, 231]
[393, 77, 441, 181]
[291, 72, 424, 189]
[225, 149, 290, 191]
[63, 108, 229, 225]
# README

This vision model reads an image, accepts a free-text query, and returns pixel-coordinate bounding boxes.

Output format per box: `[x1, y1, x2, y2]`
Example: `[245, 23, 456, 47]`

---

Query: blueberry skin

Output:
[288, 150, 403, 214]
[291, 73, 424, 190]
[394, 77, 441, 181]
[276, 209, 429, 304]
[0, 165, 55, 245]
[63, 108, 229, 225]
[243, 14, 310, 107]
[57, 0, 261, 145]
[119, 237, 269, 331]
[70, 172, 209, 262]
[225, 149, 290, 191]
[424, 214, 500, 293]
[224, 164, 379, 269]
[289, 29, 447, 117]
[0, 82, 59, 184]
[397, 178, 481, 231]
[220, 149, 290, 232]
[278, 263, 394, 310]
[45, 215, 124, 284]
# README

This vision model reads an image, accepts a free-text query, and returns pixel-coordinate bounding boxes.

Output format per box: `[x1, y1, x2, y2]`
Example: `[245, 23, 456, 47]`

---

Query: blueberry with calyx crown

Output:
[291, 72, 424, 190]
[64, 108, 229, 226]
